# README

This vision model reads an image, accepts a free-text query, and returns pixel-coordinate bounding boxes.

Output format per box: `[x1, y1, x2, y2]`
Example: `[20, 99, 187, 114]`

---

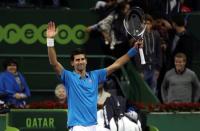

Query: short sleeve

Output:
[61, 69, 71, 86]
[93, 68, 107, 84]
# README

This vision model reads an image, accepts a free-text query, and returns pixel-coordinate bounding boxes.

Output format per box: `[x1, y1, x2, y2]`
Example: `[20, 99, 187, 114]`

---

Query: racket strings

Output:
[129, 16, 142, 35]
[124, 9, 146, 39]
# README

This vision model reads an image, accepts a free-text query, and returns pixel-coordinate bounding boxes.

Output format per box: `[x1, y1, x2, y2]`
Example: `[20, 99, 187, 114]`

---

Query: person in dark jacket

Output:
[134, 14, 162, 95]
[165, 14, 195, 70]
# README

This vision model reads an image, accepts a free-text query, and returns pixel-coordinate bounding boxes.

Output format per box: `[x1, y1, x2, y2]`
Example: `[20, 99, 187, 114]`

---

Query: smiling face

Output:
[174, 56, 186, 73]
[71, 54, 87, 73]
[56, 87, 67, 100]
[7, 63, 17, 75]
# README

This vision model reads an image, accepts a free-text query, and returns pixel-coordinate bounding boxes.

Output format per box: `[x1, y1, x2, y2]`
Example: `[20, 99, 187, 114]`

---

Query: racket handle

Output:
[139, 48, 146, 65]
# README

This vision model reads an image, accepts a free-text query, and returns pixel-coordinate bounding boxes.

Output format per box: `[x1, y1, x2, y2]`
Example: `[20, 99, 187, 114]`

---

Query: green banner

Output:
[7, 109, 200, 131]
[8, 109, 67, 131]
[0, 9, 103, 55]
[0, 114, 7, 131]
[147, 112, 200, 131]
[1, 23, 89, 45]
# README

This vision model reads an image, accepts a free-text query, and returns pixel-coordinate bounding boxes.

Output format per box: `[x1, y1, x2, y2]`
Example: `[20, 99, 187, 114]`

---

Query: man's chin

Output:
[176, 68, 184, 73]
[77, 66, 86, 70]
[77, 68, 85, 72]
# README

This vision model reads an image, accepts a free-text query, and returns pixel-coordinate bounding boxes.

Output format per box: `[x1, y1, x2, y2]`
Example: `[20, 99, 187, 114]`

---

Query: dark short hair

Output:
[70, 48, 87, 61]
[2, 58, 19, 71]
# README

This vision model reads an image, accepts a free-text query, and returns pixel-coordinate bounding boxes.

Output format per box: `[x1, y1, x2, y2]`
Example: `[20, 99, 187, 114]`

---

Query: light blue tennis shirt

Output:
[61, 68, 107, 127]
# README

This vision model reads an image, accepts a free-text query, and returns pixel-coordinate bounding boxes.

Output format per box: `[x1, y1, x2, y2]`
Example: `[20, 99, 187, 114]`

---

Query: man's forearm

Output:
[47, 38, 63, 75]
[48, 47, 58, 66]
[114, 54, 130, 69]
[106, 48, 137, 76]
[115, 47, 137, 67]
[47, 38, 58, 65]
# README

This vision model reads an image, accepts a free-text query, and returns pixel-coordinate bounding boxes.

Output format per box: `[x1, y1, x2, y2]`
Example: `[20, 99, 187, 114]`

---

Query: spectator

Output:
[86, 1, 131, 58]
[54, 83, 67, 104]
[134, 14, 162, 95]
[0, 73, 7, 101]
[161, 53, 200, 103]
[154, 18, 172, 101]
[166, 14, 194, 70]
[153, 18, 172, 67]
[0, 58, 31, 108]
[154, 18, 172, 52]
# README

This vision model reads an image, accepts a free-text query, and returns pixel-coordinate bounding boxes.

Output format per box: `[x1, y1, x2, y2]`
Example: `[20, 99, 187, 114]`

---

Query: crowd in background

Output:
[0, 0, 200, 109]
[86, 0, 200, 103]
[0, 0, 200, 12]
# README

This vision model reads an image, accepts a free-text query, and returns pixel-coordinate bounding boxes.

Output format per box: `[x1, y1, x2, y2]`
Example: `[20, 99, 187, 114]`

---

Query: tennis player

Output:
[46, 21, 143, 131]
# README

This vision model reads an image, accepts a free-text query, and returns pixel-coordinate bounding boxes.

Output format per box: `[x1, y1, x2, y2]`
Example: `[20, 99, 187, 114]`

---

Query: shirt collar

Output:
[175, 68, 186, 75]
[73, 71, 89, 79]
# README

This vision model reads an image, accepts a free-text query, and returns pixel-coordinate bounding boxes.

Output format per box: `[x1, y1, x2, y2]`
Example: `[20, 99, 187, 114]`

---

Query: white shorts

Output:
[69, 125, 110, 131]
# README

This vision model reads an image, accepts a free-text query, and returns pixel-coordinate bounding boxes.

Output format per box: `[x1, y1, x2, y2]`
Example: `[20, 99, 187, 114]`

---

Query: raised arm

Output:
[47, 21, 64, 75]
[106, 40, 143, 76]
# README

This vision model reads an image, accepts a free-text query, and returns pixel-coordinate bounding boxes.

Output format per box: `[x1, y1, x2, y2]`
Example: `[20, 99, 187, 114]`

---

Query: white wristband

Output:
[47, 38, 54, 47]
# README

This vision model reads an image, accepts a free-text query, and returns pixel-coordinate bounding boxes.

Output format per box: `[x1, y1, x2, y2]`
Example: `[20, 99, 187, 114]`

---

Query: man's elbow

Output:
[49, 61, 55, 66]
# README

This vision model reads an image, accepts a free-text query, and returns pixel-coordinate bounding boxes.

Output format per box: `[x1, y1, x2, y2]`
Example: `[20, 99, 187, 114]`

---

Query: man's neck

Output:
[175, 68, 186, 74]
[58, 99, 66, 104]
[75, 70, 86, 77]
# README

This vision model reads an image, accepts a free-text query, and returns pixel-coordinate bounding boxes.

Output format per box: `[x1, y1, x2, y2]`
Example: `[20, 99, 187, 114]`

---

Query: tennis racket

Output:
[123, 7, 146, 64]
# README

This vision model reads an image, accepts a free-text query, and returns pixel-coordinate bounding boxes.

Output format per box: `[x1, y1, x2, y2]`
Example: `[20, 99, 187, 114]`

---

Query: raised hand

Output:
[47, 21, 57, 38]
[134, 39, 143, 49]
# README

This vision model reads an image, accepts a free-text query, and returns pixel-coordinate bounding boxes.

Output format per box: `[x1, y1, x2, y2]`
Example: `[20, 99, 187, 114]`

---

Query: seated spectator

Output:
[0, 73, 7, 101]
[54, 83, 67, 104]
[98, 82, 111, 108]
[0, 58, 31, 108]
[161, 53, 200, 103]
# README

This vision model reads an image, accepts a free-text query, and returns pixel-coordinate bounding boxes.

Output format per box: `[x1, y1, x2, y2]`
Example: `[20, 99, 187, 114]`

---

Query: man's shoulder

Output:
[166, 68, 175, 75]
[61, 69, 74, 78]
[185, 68, 196, 75]
[62, 69, 73, 73]
[90, 68, 106, 73]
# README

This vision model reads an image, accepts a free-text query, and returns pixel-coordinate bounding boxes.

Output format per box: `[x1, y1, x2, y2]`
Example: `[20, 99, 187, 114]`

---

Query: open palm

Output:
[47, 21, 57, 38]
